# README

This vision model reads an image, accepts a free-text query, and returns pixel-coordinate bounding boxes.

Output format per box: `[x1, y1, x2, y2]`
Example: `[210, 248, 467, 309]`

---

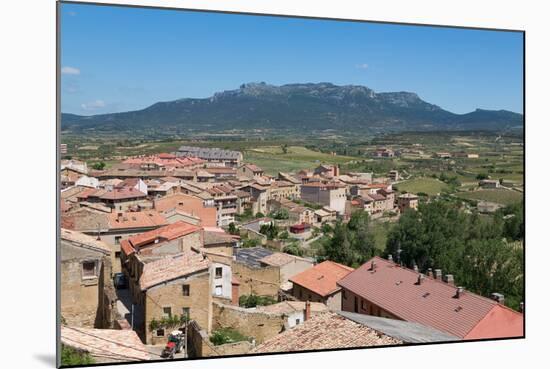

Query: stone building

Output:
[397, 193, 419, 213]
[300, 182, 346, 215]
[138, 251, 213, 344]
[60, 229, 116, 328]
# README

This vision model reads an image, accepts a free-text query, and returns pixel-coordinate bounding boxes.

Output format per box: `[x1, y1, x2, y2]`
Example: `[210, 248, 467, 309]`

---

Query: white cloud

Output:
[356, 63, 369, 70]
[81, 100, 106, 111]
[61, 66, 80, 75]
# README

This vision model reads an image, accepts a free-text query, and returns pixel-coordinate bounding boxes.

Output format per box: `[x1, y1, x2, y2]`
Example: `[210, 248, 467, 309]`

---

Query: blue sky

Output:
[61, 3, 523, 115]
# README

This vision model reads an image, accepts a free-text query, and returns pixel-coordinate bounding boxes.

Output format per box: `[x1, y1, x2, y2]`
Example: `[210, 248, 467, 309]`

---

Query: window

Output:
[114, 236, 122, 244]
[115, 251, 121, 259]
[82, 261, 97, 278]
[155, 328, 165, 337]
[162, 307, 172, 318]
[182, 284, 190, 296]
[215, 267, 223, 278]
[215, 285, 222, 296]
[182, 307, 190, 319]
[295, 318, 300, 325]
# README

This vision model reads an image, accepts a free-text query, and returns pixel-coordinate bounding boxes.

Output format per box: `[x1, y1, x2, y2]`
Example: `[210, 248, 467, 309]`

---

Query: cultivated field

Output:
[394, 178, 450, 196]
[244, 146, 356, 175]
[455, 189, 523, 205]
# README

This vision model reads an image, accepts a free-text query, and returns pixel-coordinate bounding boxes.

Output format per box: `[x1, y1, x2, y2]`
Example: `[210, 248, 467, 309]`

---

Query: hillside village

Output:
[59, 145, 524, 364]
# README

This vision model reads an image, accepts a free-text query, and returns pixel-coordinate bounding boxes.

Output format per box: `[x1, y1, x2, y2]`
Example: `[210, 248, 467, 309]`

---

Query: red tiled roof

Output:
[158, 153, 176, 159]
[290, 260, 354, 297]
[61, 326, 150, 361]
[154, 193, 217, 227]
[121, 221, 201, 254]
[464, 304, 524, 339]
[302, 182, 345, 189]
[252, 312, 401, 353]
[337, 256, 524, 339]
[98, 187, 147, 200]
[123, 154, 204, 169]
[369, 193, 386, 201]
[244, 164, 263, 172]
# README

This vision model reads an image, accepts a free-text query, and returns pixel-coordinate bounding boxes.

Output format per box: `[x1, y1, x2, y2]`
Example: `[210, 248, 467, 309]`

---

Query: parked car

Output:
[113, 273, 128, 289]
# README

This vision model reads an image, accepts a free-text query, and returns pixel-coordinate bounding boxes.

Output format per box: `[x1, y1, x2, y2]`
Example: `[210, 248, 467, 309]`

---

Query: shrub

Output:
[241, 238, 260, 248]
[283, 242, 303, 256]
[210, 328, 249, 345]
[239, 294, 277, 308]
[61, 345, 95, 366]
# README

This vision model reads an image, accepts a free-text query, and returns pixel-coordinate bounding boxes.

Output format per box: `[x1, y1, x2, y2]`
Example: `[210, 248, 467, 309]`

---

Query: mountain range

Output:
[61, 82, 523, 133]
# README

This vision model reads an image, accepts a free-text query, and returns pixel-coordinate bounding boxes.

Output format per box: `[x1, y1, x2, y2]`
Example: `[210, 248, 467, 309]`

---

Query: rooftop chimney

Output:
[455, 286, 465, 298]
[491, 293, 505, 304]
[519, 302, 524, 313]
[445, 274, 455, 286]
[304, 301, 311, 321]
[427, 268, 433, 278]
[387, 254, 393, 262]
[434, 269, 442, 281]
[417, 274, 425, 285]
[371, 261, 377, 271]
[413, 264, 418, 273]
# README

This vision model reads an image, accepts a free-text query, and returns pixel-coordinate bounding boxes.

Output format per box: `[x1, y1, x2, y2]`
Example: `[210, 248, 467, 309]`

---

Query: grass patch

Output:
[210, 328, 250, 346]
[394, 178, 449, 196]
[455, 189, 523, 205]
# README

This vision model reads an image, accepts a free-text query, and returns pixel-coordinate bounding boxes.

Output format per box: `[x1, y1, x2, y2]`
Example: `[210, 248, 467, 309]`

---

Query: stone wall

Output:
[60, 241, 113, 328]
[143, 271, 212, 344]
[212, 302, 285, 344]
[231, 261, 281, 299]
[187, 320, 253, 358]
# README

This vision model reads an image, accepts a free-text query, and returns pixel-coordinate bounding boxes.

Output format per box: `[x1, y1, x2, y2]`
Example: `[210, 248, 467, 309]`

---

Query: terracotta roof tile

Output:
[290, 261, 354, 297]
[139, 251, 210, 290]
[154, 193, 217, 227]
[337, 257, 524, 339]
[61, 229, 111, 254]
[61, 326, 150, 361]
[124, 221, 201, 250]
[252, 312, 401, 353]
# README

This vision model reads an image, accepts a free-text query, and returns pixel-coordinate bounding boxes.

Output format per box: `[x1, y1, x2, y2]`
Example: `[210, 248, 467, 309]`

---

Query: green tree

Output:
[241, 238, 260, 248]
[91, 161, 106, 170]
[228, 222, 239, 235]
[384, 200, 524, 310]
[270, 208, 289, 220]
[259, 223, 279, 240]
[476, 172, 489, 180]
